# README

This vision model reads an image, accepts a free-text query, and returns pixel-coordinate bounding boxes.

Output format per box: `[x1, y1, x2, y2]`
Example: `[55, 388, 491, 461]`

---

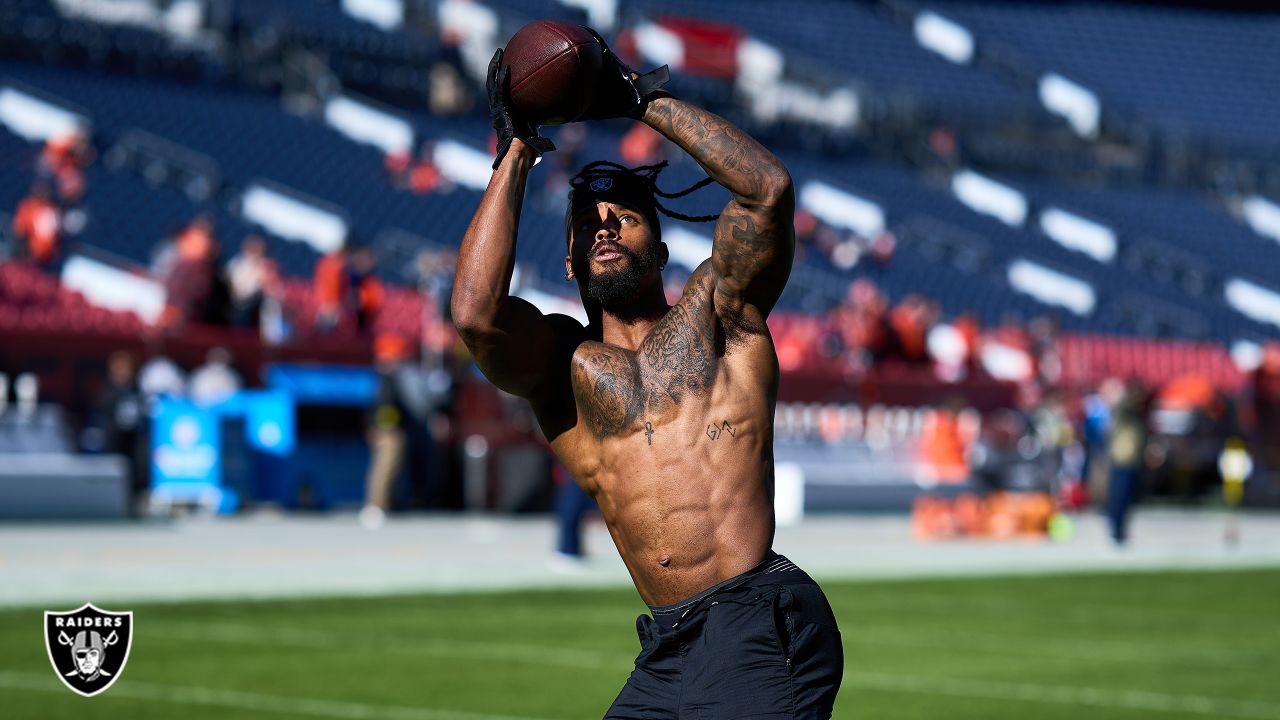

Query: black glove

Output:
[577, 27, 670, 121]
[487, 48, 555, 169]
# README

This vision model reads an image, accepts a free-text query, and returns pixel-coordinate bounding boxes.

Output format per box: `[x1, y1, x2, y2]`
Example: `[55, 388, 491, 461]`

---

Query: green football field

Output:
[3, 568, 1279, 720]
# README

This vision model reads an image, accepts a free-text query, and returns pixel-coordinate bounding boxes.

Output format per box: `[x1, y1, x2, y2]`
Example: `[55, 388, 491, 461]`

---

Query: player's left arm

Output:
[641, 95, 794, 319]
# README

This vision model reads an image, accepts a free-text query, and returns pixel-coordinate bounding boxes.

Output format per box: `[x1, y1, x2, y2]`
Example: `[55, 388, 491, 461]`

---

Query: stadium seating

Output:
[0, 260, 145, 335]
[925, 1, 1280, 151]
[1057, 334, 1244, 393]
[6, 0, 1280, 347]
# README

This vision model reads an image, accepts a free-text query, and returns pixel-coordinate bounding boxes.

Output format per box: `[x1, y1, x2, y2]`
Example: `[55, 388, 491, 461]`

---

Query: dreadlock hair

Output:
[564, 160, 719, 247]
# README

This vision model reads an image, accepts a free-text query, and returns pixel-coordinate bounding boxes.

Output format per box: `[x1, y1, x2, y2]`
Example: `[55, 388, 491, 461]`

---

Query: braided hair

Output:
[564, 160, 719, 246]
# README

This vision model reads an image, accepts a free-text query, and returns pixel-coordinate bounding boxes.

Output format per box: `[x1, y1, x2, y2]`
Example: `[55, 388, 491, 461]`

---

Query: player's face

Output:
[569, 201, 653, 270]
[566, 201, 662, 309]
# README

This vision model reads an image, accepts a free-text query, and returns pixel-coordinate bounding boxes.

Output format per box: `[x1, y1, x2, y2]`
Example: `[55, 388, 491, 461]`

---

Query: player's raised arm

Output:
[642, 96, 794, 317]
[451, 51, 561, 399]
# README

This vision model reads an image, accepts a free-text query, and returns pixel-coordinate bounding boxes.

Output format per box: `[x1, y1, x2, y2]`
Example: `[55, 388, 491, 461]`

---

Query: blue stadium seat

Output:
[927, 1, 1280, 151]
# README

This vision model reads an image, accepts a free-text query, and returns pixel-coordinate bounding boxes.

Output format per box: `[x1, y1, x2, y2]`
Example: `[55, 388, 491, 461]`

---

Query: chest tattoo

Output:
[640, 294, 717, 405]
[706, 420, 736, 440]
[573, 351, 643, 438]
[571, 285, 721, 441]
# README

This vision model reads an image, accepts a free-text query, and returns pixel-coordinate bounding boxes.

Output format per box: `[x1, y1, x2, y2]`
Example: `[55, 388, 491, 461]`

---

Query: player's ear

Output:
[657, 241, 669, 272]
[564, 254, 574, 281]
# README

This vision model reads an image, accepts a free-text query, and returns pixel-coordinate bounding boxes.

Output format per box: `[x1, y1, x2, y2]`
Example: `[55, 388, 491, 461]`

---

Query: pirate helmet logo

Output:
[589, 177, 613, 192]
[44, 603, 133, 697]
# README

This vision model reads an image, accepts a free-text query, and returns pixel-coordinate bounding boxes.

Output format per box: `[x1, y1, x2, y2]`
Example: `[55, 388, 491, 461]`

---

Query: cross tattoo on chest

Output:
[644, 421, 654, 446]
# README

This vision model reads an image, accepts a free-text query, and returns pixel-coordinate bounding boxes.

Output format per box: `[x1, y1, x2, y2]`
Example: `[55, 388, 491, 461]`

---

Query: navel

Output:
[658, 555, 671, 567]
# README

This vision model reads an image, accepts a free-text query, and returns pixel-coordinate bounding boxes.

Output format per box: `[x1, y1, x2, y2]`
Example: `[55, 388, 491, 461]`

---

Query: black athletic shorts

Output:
[604, 553, 843, 719]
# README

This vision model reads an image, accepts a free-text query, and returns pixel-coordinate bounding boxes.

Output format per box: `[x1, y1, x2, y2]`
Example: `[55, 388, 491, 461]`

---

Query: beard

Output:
[575, 241, 659, 312]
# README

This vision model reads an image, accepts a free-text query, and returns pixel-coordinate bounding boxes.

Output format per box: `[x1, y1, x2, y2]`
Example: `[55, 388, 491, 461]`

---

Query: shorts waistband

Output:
[646, 553, 805, 627]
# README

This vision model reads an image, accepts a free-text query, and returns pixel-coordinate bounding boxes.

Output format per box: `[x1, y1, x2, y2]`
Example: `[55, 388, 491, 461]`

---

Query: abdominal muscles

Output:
[586, 422, 776, 606]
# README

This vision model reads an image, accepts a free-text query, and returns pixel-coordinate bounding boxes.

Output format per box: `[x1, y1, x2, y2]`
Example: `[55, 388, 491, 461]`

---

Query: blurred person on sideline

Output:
[313, 245, 351, 332]
[138, 352, 186, 399]
[189, 347, 242, 405]
[95, 351, 147, 505]
[1106, 379, 1148, 546]
[1081, 380, 1116, 493]
[11, 181, 62, 270]
[551, 461, 598, 570]
[350, 246, 385, 334]
[921, 395, 972, 483]
[226, 234, 279, 328]
[360, 333, 434, 528]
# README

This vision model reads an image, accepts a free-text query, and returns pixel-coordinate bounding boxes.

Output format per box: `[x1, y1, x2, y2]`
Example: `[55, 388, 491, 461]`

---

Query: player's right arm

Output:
[451, 140, 557, 399]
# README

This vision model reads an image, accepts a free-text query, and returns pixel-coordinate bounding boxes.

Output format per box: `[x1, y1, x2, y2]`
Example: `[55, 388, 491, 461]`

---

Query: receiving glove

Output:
[576, 27, 671, 121]
[487, 48, 556, 169]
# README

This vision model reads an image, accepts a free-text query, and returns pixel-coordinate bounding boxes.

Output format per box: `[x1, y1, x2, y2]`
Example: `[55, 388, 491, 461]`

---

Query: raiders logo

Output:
[589, 177, 613, 192]
[44, 603, 133, 697]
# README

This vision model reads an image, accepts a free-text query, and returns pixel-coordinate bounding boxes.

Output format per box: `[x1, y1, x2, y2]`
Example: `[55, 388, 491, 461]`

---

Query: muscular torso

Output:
[534, 265, 779, 606]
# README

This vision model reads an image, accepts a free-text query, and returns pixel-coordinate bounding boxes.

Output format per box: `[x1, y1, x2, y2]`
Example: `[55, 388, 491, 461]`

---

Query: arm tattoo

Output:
[645, 97, 792, 312]
[645, 100, 788, 203]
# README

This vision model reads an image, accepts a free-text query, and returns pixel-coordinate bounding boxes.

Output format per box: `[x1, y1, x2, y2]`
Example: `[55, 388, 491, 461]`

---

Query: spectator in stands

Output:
[226, 234, 279, 328]
[889, 294, 933, 363]
[160, 215, 218, 327]
[869, 230, 896, 267]
[11, 181, 62, 271]
[953, 312, 983, 375]
[408, 151, 446, 196]
[1030, 314, 1062, 385]
[204, 239, 233, 326]
[39, 128, 94, 178]
[313, 246, 351, 333]
[1106, 379, 1149, 546]
[190, 347, 242, 405]
[620, 121, 666, 167]
[829, 278, 890, 373]
[96, 351, 146, 506]
[350, 246, 384, 334]
[39, 128, 94, 207]
[793, 208, 818, 260]
[429, 35, 473, 116]
[388, 142, 451, 196]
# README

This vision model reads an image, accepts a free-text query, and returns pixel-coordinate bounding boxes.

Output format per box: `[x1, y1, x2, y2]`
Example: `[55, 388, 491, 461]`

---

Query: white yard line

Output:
[0, 670, 557, 720]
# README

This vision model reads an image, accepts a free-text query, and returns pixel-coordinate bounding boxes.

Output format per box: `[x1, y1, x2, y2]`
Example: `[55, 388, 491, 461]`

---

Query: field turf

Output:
[2, 568, 1278, 719]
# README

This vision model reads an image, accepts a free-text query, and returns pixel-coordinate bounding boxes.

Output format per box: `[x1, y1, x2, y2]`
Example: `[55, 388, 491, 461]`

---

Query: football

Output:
[502, 20, 604, 125]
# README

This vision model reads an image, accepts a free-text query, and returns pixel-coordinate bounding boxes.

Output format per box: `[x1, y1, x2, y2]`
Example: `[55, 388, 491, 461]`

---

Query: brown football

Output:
[503, 20, 604, 125]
